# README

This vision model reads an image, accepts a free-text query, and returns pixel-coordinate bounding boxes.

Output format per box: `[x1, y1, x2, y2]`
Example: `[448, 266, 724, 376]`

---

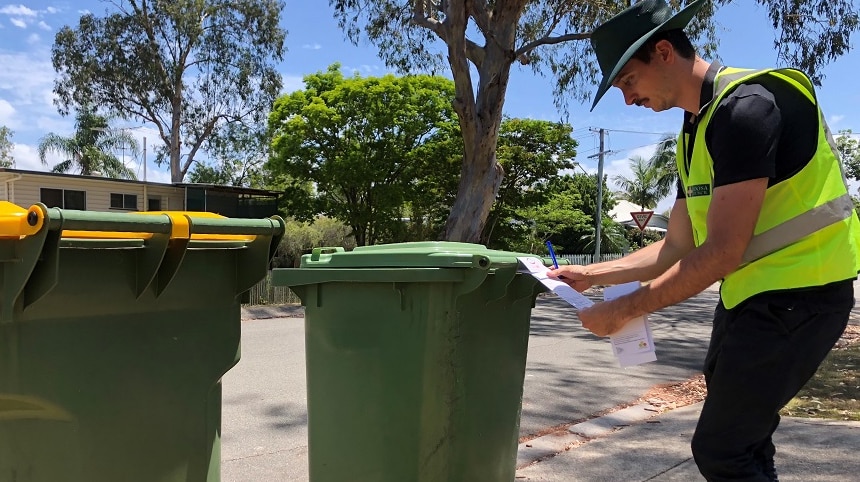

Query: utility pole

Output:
[588, 128, 610, 263]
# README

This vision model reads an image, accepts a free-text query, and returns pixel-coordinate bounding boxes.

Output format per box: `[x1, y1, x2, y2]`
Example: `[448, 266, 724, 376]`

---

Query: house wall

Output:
[0, 172, 185, 212]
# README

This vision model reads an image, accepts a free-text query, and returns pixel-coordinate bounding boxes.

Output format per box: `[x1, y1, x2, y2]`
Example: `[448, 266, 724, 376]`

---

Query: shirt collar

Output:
[686, 60, 723, 125]
[698, 60, 724, 115]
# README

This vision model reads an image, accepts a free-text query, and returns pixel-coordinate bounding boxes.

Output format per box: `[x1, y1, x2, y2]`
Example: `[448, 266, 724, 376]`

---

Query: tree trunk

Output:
[170, 88, 183, 183]
[442, 42, 513, 243]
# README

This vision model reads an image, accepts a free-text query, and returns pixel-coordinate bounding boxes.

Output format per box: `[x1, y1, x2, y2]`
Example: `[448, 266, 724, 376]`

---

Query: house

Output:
[609, 199, 669, 233]
[0, 167, 281, 218]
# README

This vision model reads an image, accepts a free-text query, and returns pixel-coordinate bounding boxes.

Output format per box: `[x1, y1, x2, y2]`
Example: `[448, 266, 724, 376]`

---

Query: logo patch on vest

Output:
[686, 184, 711, 197]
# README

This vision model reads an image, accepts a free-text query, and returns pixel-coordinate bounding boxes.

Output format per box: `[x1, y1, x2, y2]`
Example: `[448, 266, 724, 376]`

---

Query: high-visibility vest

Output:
[676, 67, 860, 309]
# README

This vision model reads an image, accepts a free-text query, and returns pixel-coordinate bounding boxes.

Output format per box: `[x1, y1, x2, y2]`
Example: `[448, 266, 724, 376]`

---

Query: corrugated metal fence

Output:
[244, 252, 626, 306]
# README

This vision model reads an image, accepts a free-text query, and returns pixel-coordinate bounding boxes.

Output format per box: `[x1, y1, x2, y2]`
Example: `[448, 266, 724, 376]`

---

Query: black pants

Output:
[691, 280, 854, 482]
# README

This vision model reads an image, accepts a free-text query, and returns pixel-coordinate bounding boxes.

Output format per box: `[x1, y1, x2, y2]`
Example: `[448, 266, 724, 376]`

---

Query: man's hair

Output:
[631, 29, 695, 63]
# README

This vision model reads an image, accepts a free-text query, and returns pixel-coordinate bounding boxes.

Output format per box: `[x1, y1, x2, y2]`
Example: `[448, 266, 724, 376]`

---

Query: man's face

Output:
[611, 51, 676, 112]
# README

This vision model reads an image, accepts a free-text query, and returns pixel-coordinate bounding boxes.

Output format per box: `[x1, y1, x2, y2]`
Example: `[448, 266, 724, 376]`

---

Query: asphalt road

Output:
[221, 287, 721, 481]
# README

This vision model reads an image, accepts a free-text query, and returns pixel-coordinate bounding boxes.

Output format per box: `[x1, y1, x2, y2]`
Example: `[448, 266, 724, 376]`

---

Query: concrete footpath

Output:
[514, 401, 860, 481]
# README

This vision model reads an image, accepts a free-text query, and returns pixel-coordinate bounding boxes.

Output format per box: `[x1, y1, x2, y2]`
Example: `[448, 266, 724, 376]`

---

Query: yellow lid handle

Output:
[0, 201, 44, 238]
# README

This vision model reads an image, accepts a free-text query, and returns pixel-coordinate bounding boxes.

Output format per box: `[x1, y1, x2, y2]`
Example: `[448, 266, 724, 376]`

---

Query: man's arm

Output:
[548, 197, 696, 291]
[578, 177, 768, 336]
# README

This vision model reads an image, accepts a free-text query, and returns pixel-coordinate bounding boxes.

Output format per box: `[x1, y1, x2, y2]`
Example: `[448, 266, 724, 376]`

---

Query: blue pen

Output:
[545, 240, 559, 269]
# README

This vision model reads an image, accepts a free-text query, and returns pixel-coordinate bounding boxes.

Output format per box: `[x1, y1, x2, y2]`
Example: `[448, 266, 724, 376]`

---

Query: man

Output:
[547, 0, 860, 480]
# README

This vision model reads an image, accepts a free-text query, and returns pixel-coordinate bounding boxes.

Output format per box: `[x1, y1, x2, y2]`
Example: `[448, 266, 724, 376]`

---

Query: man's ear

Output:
[654, 39, 674, 63]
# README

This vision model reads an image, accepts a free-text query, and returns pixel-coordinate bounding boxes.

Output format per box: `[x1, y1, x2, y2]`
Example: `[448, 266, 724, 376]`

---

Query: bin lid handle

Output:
[310, 246, 345, 261]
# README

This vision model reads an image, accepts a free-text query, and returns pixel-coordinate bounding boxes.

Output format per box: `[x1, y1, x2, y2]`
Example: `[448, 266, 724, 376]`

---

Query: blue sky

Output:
[1, 1, 858, 213]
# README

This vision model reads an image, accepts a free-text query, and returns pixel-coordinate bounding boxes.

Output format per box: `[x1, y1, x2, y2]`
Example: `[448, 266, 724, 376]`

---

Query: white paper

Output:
[516, 257, 594, 309]
[604, 282, 657, 368]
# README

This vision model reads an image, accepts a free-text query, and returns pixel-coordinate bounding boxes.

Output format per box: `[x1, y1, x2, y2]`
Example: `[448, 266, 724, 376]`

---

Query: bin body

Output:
[274, 242, 553, 482]
[0, 203, 283, 482]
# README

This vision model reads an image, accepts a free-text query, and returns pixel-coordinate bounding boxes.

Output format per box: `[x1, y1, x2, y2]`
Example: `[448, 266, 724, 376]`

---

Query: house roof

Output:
[0, 167, 282, 197]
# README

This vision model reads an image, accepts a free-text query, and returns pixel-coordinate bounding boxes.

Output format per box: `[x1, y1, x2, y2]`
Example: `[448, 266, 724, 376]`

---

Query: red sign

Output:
[630, 211, 654, 231]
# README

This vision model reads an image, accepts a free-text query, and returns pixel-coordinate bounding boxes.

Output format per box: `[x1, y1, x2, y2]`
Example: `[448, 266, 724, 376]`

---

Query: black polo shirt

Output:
[677, 61, 818, 197]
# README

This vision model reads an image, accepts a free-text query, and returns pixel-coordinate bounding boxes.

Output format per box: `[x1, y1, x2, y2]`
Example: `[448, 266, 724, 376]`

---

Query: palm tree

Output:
[38, 109, 138, 179]
[612, 155, 661, 210]
[649, 134, 678, 200]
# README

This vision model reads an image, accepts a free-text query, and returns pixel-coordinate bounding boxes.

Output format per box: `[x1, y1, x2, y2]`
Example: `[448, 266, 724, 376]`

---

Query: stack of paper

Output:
[516, 257, 657, 367]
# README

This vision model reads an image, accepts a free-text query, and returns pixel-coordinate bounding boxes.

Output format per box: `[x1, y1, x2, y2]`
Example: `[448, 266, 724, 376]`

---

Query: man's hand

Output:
[547, 265, 592, 292]
[577, 299, 636, 337]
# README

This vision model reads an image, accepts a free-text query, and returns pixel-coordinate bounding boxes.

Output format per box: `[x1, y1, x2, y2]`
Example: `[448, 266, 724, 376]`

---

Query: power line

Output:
[604, 128, 673, 136]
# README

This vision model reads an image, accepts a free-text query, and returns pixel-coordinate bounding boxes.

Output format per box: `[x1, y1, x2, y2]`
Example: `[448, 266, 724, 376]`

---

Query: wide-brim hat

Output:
[589, 0, 707, 111]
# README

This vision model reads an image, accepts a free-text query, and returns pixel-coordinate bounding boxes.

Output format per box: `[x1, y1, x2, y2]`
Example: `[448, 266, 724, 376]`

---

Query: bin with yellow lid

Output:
[0, 201, 284, 482]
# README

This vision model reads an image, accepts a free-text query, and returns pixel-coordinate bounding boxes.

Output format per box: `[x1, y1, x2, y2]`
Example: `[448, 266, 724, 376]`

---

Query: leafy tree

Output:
[330, 0, 858, 242]
[0, 126, 14, 168]
[580, 216, 629, 255]
[482, 118, 578, 247]
[837, 129, 860, 184]
[613, 155, 662, 211]
[272, 216, 356, 268]
[267, 65, 458, 246]
[541, 173, 618, 254]
[649, 134, 678, 201]
[38, 109, 138, 179]
[51, 0, 286, 182]
[189, 123, 268, 187]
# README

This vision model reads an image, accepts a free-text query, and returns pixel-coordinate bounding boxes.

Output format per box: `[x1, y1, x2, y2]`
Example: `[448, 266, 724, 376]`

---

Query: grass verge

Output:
[780, 324, 860, 421]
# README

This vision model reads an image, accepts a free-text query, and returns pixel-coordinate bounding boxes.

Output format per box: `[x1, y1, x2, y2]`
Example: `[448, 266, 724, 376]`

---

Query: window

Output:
[148, 197, 162, 211]
[41, 188, 86, 210]
[110, 193, 138, 210]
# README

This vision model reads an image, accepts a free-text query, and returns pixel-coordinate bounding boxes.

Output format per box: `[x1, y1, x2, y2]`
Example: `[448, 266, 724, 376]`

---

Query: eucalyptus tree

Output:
[330, 0, 858, 242]
[51, 0, 286, 182]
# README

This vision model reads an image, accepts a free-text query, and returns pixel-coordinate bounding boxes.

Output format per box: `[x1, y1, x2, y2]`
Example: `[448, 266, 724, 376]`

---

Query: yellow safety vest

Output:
[676, 67, 860, 309]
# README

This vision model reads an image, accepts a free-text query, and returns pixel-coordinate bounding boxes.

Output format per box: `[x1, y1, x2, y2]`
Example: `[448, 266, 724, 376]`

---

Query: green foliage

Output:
[0, 126, 14, 168]
[515, 173, 619, 255]
[649, 134, 678, 200]
[613, 155, 662, 211]
[482, 118, 578, 248]
[579, 216, 630, 254]
[267, 65, 458, 246]
[51, 0, 286, 182]
[329, 1, 857, 241]
[837, 129, 860, 187]
[190, 123, 269, 187]
[624, 226, 665, 251]
[37, 108, 138, 179]
[272, 217, 356, 268]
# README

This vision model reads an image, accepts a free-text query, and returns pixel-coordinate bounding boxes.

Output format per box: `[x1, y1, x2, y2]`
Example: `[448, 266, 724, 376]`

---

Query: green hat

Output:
[589, 0, 707, 111]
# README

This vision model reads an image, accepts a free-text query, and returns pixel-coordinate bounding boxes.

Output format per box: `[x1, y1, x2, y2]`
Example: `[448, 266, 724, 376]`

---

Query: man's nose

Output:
[622, 89, 636, 106]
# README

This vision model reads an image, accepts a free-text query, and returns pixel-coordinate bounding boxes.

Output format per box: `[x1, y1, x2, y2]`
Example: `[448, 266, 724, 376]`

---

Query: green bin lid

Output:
[300, 241, 553, 270]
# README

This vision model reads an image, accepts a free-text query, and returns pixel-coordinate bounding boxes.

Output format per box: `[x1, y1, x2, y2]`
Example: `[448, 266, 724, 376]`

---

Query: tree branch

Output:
[466, 0, 491, 35]
[514, 32, 591, 63]
[412, 0, 446, 41]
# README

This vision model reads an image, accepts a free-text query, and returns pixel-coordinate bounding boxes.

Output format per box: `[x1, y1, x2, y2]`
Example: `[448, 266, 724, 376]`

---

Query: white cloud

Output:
[0, 5, 37, 17]
[10, 17, 26, 28]
[281, 74, 305, 93]
[302, 43, 321, 50]
[10, 142, 44, 171]
[0, 98, 16, 126]
[37, 20, 50, 30]
[26, 33, 39, 44]
[45, 7, 59, 14]
[828, 114, 845, 128]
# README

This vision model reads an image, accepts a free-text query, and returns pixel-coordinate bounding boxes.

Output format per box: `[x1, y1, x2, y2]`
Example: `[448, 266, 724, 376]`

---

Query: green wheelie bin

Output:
[0, 201, 284, 482]
[273, 242, 560, 482]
